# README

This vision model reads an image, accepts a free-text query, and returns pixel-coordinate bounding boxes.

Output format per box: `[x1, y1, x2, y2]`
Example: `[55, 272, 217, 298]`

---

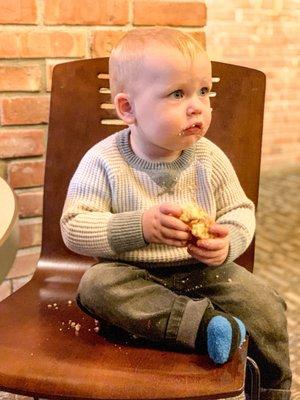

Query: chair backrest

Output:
[42, 58, 265, 273]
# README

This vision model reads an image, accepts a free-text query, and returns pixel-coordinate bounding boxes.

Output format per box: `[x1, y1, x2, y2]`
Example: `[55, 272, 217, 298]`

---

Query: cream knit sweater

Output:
[60, 128, 255, 267]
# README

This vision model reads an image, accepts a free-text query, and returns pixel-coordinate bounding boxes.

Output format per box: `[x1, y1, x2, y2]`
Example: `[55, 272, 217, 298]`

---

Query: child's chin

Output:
[184, 133, 204, 143]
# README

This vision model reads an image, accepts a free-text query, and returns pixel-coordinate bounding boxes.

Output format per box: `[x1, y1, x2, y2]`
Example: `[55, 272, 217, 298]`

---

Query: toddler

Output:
[61, 27, 291, 400]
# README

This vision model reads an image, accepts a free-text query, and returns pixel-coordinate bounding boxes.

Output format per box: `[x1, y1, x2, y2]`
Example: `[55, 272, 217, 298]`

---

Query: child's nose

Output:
[186, 97, 204, 116]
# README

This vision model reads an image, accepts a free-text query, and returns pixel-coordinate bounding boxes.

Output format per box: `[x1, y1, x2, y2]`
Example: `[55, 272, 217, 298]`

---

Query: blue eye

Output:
[198, 87, 210, 96]
[170, 90, 184, 99]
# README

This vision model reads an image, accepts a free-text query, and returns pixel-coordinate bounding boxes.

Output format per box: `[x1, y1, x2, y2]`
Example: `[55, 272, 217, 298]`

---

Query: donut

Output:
[180, 204, 215, 240]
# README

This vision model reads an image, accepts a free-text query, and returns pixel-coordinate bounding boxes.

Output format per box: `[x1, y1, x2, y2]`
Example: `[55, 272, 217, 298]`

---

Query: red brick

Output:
[92, 30, 125, 58]
[282, 124, 299, 135]
[0, 280, 11, 302]
[19, 218, 42, 248]
[7, 247, 40, 279]
[1, 96, 50, 126]
[204, 9, 236, 20]
[0, 64, 41, 91]
[264, 112, 299, 125]
[0, 160, 8, 180]
[133, 1, 206, 27]
[209, 45, 289, 67]
[0, 0, 37, 24]
[202, 0, 251, 9]
[261, 153, 300, 171]
[7, 160, 45, 189]
[44, 0, 129, 25]
[0, 31, 85, 58]
[223, 43, 294, 59]
[0, 129, 45, 158]
[16, 189, 44, 218]
[46, 61, 58, 92]
[276, 143, 300, 155]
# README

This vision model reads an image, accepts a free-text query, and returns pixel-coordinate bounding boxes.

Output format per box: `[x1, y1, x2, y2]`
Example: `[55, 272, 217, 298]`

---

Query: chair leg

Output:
[246, 356, 261, 400]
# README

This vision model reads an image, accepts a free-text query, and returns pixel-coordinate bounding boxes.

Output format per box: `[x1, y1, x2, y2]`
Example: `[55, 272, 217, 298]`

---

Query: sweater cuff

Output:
[108, 210, 147, 253]
[223, 224, 247, 263]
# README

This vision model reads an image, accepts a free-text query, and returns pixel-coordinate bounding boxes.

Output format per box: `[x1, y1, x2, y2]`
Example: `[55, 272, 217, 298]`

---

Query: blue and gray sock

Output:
[195, 309, 246, 364]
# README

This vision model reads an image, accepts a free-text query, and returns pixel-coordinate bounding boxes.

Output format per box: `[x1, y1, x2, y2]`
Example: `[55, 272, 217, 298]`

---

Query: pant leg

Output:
[77, 261, 211, 350]
[176, 262, 292, 400]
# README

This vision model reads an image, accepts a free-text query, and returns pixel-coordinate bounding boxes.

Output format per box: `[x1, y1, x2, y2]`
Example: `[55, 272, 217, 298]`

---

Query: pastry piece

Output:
[180, 204, 215, 240]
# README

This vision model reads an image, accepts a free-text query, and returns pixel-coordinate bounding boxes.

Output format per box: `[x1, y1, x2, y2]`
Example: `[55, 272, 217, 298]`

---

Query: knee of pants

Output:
[226, 264, 288, 335]
[77, 262, 148, 314]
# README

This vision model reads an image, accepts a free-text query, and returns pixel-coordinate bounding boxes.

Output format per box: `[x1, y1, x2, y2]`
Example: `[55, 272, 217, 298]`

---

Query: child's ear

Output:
[114, 93, 136, 125]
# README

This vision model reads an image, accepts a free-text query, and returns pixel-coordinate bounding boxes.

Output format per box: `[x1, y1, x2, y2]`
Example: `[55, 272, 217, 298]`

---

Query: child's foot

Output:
[196, 309, 246, 364]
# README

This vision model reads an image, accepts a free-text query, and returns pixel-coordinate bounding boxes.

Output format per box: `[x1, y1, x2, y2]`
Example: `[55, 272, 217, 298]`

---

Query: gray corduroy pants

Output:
[77, 261, 292, 400]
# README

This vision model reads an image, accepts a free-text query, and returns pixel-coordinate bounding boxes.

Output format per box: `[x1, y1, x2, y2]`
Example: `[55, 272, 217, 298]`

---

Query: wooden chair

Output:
[0, 58, 265, 400]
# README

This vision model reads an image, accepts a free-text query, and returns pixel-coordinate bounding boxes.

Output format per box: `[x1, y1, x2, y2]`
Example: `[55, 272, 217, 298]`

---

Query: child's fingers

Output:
[209, 223, 229, 237]
[161, 226, 190, 242]
[165, 238, 188, 247]
[187, 245, 223, 265]
[196, 238, 227, 251]
[161, 214, 190, 232]
[188, 244, 221, 259]
[159, 203, 182, 218]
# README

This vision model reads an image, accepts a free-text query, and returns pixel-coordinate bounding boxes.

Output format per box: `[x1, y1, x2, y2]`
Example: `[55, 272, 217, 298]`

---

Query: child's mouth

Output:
[181, 123, 203, 136]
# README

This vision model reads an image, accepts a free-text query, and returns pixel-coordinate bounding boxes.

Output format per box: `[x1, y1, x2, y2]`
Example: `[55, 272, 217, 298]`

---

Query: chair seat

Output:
[0, 262, 247, 400]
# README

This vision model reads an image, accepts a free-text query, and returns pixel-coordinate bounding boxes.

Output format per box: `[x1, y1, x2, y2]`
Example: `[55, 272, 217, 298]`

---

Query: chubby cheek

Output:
[155, 111, 182, 132]
[203, 108, 212, 131]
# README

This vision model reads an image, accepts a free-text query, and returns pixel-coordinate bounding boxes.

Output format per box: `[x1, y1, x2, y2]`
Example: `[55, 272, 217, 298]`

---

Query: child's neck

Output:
[138, 150, 182, 163]
[129, 133, 182, 163]
[132, 145, 182, 163]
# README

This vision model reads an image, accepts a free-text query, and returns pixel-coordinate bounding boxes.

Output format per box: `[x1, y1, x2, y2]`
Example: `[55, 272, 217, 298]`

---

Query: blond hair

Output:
[109, 27, 205, 101]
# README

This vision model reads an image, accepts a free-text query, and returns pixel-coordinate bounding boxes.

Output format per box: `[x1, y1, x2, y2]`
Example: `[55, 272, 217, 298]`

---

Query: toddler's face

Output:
[129, 45, 212, 161]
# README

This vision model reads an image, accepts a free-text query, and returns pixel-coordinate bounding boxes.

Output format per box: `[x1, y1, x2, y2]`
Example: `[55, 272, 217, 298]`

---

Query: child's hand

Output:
[187, 224, 230, 266]
[142, 203, 191, 247]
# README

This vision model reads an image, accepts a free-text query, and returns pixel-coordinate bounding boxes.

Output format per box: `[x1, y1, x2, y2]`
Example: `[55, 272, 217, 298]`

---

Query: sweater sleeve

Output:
[210, 143, 256, 263]
[60, 147, 147, 258]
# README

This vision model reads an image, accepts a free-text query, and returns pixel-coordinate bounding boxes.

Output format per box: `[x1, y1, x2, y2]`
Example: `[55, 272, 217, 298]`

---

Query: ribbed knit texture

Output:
[60, 128, 255, 266]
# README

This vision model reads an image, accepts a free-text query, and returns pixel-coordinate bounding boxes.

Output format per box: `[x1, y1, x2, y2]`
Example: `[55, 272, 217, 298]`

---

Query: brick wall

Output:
[205, 0, 300, 169]
[0, 0, 299, 300]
